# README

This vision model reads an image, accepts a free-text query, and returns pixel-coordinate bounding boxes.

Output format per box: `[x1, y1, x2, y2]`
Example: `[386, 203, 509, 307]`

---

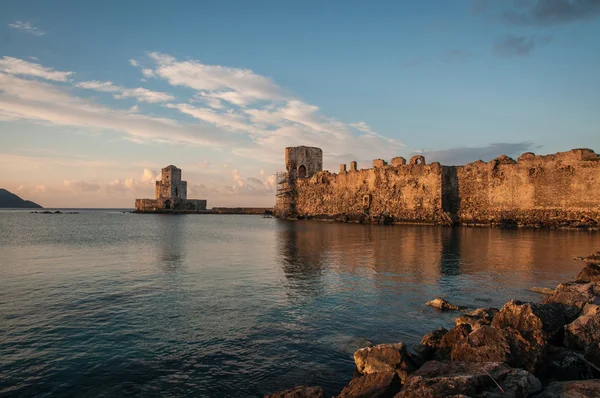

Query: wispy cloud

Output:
[76, 80, 175, 103]
[0, 56, 72, 81]
[401, 57, 428, 68]
[8, 21, 45, 36]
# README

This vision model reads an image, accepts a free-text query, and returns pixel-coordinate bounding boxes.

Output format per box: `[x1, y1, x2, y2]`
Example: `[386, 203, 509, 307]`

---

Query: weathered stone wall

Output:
[135, 198, 207, 211]
[275, 146, 600, 229]
[285, 146, 323, 179]
[156, 165, 187, 200]
[455, 149, 600, 228]
[291, 162, 448, 224]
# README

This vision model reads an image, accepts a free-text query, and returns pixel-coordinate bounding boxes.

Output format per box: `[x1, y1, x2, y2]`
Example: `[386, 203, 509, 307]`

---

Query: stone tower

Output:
[285, 146, 323, 179]
[155, 165, 187, 200]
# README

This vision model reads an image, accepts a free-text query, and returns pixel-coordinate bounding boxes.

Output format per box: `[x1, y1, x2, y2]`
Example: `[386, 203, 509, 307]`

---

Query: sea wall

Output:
[291, 161, 449, 224]
[455, 149, 600, 228]
[275, 148, 600, 229]
[135, 198, 207, 212]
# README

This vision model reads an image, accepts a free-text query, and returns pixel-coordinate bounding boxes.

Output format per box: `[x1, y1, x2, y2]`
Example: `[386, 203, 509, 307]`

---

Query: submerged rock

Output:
[264, 385, 325, 398]
[415, 328, 448, 361]
[353, 342, 420, 382]
[335, 372, 401, 398]
[396, 361, 542, 398]
[576, 263, 600, 283]
[533, 379, 600, 397]
[530, 287, 556, 295]
[426, 297, 462, 311]
[564, 313, 600, 351]
[574, 251, 600, 264]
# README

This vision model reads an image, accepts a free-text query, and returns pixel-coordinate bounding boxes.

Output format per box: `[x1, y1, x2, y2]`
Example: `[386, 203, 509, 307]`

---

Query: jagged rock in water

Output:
[544, 282, 600, 318]
[574, 251, 600, 264]
[454, 307, 499, 330]
[533, 379, 600, 397]
[530, 287, 556, 295]
[564, 313, 600, 351]
[414, 328, 448, 361]
[537, 345, 600, 383]
[492, 300, 569, 344]
[576, 263, 600, 283]
[264, 385, 326, 398]
[436, 324, 472, 361]
[353, 342, 420, 383]
[451, 326, 511, 363]
[335, 372, 401, 398]
[425, 298, 461, 311]
[395, 361, 542, 398]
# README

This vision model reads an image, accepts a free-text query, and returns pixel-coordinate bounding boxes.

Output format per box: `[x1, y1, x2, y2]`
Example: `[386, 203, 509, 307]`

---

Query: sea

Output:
[1, 209, 599, 397]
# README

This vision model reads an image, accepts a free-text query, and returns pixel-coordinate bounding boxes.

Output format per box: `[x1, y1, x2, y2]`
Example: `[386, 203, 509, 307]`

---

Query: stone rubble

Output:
[265, 251, 600, 398]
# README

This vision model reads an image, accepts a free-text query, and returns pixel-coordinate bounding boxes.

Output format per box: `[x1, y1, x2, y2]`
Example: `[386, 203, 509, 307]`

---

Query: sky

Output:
[0, 0, 599, 208]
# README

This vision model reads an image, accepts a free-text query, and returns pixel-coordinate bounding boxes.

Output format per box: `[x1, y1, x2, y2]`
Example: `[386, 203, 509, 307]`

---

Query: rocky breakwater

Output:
[266, 251, 600, 397]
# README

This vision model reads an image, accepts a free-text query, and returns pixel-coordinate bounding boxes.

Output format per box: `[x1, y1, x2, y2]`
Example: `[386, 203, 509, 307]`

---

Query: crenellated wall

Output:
[275, 147, 600, 229]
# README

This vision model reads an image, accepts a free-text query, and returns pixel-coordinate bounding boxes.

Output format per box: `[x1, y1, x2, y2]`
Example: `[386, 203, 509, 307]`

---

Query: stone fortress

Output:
[274, 146, 600, 229]
[135, 165, 207, 212]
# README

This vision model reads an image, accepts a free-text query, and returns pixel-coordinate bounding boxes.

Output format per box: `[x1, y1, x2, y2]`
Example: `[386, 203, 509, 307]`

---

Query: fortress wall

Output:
[292, 162, 447, 223]
[455, 149, 600, 227]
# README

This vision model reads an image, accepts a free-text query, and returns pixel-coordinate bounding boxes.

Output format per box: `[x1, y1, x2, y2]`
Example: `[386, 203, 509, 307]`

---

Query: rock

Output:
[503, 326, 548, 374]
[415, 328, 448, 361]
[564, 313, 600, 351]
[584, 343, 600, 368]
[544, 282, 600, 317]
[537, 345, 599, 382]
[574, 251, 600, 264]
[265, 385, 326, 398]
[396, 361, 542, 398]
[533, 379, 600, 397]
[436, 324, 472, 361]
[353, 342, 420, 382]
[451, 326, 511, 363]
[576, 263, 600, 283]
[426, 297, 462, 311]
[530, 287, 556, 295]
[492, 300, 569, 344]
[583, 303, 600, 316]
[454, 307, 498, 330]
[335, 372, 401, 398]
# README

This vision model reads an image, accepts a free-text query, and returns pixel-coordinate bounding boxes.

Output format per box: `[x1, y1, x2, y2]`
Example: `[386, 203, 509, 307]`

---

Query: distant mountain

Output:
[0, 189, 43, 208]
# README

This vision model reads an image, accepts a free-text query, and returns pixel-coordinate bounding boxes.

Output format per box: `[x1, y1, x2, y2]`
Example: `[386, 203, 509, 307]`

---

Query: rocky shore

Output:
[266, 251, 600, 397]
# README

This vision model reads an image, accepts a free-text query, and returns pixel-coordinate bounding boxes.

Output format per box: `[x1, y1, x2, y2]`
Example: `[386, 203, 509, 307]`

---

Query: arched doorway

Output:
[298, 165, 307, 178]
[164, 200, 171, 209]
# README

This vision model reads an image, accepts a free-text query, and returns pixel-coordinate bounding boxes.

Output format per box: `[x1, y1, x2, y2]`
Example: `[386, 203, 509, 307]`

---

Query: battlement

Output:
[274, 146, 600, 229]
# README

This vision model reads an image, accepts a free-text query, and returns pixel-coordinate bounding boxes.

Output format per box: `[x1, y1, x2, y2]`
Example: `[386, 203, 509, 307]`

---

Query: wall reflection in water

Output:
[156, 215, 186, 272]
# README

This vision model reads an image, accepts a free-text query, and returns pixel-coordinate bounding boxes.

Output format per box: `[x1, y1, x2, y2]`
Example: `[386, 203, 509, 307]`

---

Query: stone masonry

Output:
[135, 165, 207, 212]
[274, 147, 600, 228]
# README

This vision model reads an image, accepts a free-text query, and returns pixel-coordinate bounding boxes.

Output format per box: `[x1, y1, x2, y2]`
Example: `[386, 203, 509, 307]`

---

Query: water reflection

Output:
[156, 215, 185, 271]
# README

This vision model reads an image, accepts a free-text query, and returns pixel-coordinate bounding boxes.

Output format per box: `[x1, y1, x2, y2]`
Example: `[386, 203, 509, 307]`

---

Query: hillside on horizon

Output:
[0, 189, 43, 208]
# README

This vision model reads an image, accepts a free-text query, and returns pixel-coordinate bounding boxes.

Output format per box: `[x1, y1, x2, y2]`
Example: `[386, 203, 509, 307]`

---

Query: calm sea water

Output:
[1, 210, 599, 397]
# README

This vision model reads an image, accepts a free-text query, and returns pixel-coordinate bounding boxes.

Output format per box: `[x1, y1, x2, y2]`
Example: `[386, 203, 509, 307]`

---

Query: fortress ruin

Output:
[274, 146, 600, 229]
[135, 165, 207, 212]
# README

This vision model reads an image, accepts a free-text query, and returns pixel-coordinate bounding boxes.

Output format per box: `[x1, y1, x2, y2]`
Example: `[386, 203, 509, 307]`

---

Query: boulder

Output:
[336, 372, 401, 398]
[454, 307, 498, 330]
[436, 324, 472, 361]
[533, 379, 600, 397]
[426, 298, 462, 311]
[451, 326, 511, 363]
[576, 263, 600, 283]
[584, 343, 600, 368]
[396, 361, 542, 398]
[415, 328, 448, 361]
[265, 385, 326, 398]
[537, 345, 599, 382]
[564, 313, 600, 351]
[503, 327, 547, 374]
[583, 303, 600, 316]
[544, 282, 600, 317]
[492, 300, 568, 344]
[353, 343, 420, 382]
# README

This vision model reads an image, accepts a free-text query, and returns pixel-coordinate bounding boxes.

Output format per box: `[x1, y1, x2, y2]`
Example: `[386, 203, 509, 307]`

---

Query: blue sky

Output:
[1, 0, 599, 207]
